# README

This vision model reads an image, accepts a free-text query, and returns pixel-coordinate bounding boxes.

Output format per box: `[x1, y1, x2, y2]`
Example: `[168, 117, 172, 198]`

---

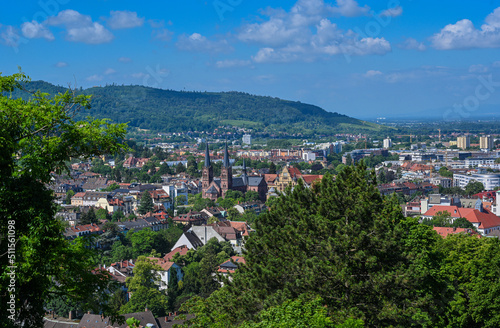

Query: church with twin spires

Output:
[202, 142, 267, 202]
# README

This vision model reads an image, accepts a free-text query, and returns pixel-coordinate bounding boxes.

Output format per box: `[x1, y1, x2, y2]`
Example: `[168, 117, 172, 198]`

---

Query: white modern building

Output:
[242, 134, 251, 145]
[383, 137, 392, 149]
[453, 173, 500, 190]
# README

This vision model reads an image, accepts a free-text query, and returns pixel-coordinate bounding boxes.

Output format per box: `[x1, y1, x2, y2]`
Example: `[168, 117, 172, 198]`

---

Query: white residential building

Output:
[242, 134, 251, 145]
[383, 137, 392, 149]
[453, 173, 500, 190]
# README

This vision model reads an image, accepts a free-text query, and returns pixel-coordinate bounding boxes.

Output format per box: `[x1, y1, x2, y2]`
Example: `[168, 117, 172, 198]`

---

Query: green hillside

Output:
[6, 80, 386, 134]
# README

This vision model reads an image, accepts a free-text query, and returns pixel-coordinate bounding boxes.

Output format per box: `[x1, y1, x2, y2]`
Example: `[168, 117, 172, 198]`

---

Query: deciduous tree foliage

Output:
[182, 163, 447, 327]
[0, 72, 127, 328]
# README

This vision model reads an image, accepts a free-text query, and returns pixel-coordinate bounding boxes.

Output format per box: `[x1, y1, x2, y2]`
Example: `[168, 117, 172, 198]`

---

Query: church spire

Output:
[223, 140, 230, 167]
[242, 158, 248, 186]
[204, 142, 210, 167]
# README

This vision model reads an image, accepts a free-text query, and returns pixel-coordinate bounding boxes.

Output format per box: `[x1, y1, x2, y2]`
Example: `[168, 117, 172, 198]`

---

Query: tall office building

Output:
[480, 135, 494, 150]
[457, 136, 470, 150]
[383, 137, 392, 149]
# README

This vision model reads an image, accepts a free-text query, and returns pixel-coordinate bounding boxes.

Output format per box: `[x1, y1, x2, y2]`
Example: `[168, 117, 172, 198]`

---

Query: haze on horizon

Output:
[2, 0, 500, 121]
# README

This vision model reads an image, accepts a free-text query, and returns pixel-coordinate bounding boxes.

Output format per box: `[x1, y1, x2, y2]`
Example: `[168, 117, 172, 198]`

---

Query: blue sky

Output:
[2, 0, 500, 120]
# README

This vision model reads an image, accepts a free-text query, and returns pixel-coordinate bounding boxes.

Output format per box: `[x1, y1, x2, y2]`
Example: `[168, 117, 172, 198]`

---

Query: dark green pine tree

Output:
[167, 268, 179, 312]
[182, 162, 447, 327]
[79, 208, 98, 225]
[269, 162, 277, 174]
[138, 191, 154, 215]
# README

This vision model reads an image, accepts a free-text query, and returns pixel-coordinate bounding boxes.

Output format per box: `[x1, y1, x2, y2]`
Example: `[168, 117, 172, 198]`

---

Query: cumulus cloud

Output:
[106, 10, 144, 29]
[364, 70, 382, 77]
[431, 7, 500, 50]
[398, 37, 426, 51]
[237, 0, 389, 63]
[176, 33, 232, 53]
[55, 61, 68, 67]
[21, 21, 54, 40]
[380, 5, 402, 18]
[331, 0, 370, 17]
[46, 9, 114, 44]
[215, 59, 252, 68]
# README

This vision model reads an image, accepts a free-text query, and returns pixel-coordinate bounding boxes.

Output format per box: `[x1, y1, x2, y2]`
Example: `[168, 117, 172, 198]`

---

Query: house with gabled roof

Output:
[423, 205, 500, 236]
[146, 257, 183, 291]
[163, 245, 190, 261]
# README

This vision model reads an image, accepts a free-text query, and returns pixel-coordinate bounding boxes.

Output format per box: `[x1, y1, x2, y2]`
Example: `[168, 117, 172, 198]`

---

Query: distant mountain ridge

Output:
[7, 80, 386, 134]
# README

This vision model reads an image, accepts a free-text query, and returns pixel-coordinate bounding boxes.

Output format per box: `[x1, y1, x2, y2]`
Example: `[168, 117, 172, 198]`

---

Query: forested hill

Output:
[7, 80, 384, 134]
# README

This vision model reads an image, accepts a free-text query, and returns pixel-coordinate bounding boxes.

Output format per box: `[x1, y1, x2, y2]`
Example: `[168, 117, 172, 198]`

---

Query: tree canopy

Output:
[0, 71, 127, 328]
[181, 163, 447, 327]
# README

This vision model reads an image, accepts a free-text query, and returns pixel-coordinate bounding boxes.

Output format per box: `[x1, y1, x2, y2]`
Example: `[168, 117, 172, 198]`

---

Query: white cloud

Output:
[468, 64, 489, 73]
[118, 57, 132, 63]
[215, 59, 252, 68]
[176, 33, 232, 53]
[237, 0, 388, 63]
[431, 7, 500, 50]
[47, 9, 92, 27]
[331, 0, 370, 17]
[46, 9, 114, 44]
[86, 74, 103, 81]
[66, 22, 114, 44]
[380, 5, 402, 18]
[364, 70, 382, 77]
[398, 37, 426, 51]
[104, 68, 116, 75]
[55, 61, 68, 67]
[21, 21, 54, 40]
[253, 47, 301, 63]
[106, 10, 144, 29]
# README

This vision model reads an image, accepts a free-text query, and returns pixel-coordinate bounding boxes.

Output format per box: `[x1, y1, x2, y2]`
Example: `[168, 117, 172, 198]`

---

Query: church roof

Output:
[232, 177, 246, 187]
[207, 185, 218, 194]
[247, 176, 264, 186]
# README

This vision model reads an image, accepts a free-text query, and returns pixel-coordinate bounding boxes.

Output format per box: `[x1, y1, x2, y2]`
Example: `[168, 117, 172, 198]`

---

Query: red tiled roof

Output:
[147, 257, 175, 271]
[433, 227, 469, 237]
[424, 206, 500, 230]
[301, 175, 323, 185]
[164, 245, 190, 261]
[287, 167, 302, 178]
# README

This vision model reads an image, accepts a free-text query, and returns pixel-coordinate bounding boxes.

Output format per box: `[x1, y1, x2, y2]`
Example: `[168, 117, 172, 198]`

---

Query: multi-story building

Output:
[457, 136, 470, 150]
[383, 137, 392, 149]
[453, 173, 500, 190]
[242, 134, 251, 145]
[480, 135, 494, 150]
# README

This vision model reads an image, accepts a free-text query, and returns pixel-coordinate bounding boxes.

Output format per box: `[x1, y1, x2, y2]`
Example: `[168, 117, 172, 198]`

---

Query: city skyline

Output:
[2, 0, 500, 120]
